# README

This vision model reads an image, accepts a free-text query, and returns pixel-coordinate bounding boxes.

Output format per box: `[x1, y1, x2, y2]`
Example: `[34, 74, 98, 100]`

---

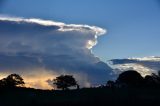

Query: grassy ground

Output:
[0, 87, 160, 106]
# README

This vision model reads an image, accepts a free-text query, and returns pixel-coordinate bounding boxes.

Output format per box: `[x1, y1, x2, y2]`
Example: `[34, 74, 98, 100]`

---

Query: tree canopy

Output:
[116, 70, 144, 86]
[53, 75, 78, 90]
[0, 74, 25, 88]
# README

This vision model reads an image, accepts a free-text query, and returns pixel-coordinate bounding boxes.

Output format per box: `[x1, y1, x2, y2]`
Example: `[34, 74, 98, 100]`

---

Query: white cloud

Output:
[110, 56, 160, 77]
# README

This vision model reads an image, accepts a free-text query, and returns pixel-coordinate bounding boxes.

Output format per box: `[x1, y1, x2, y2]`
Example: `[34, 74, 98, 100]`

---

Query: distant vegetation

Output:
[1, 70, 160, 106]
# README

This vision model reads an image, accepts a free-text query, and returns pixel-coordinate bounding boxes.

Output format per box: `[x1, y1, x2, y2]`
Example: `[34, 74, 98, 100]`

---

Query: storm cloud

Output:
[0, 16, 113, 89]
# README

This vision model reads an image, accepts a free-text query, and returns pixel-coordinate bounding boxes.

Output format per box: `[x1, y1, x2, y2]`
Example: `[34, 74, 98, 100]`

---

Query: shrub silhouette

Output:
[0, 74, 25, 88]
[116, 70, 144, 86]
[53, 75, 78, 90]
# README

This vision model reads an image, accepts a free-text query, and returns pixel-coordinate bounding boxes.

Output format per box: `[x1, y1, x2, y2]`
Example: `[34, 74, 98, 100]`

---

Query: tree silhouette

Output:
[0, 74, 25, 88]
[53, 75, 78, 90]
[116, 70, 144, 87]
[107, 80, 115, 88]
[151, 72, 160, 82]
[144, 75, 157, 87]
[144, 71, 160, 87]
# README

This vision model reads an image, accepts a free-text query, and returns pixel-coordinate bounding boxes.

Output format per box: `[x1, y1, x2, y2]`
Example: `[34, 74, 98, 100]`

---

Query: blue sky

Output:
[1, 0, 160, 61]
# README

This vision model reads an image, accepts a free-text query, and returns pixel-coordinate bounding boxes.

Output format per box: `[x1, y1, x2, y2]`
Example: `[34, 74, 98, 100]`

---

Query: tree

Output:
[151, 72, 160, 83]
[53, 75, 78, 90]
[144, 71, 160, 87]
[116, 70, 144, 86]
[0, 74, 25, 88]
[144, 75, 157, 87]
[107, 80, 115, 88]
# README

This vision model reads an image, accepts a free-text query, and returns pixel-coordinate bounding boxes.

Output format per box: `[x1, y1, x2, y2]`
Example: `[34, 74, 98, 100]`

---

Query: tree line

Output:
[1, 70, 160, 90]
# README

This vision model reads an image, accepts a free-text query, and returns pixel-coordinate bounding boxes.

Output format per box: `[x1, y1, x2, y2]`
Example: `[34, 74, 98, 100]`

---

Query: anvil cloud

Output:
[0, 16, 113, 89]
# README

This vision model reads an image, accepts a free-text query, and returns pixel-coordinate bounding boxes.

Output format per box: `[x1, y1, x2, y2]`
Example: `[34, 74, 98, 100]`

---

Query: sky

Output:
[0, 0, 160, 89]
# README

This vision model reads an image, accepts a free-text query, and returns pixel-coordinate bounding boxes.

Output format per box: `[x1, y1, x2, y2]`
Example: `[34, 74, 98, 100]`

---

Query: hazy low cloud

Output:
[0, 16, 113, 88]
[109, 56, 160, 77]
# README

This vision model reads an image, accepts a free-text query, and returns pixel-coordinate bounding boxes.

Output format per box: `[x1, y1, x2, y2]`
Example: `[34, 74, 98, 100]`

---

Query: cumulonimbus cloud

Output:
[0, 16, 113, 89]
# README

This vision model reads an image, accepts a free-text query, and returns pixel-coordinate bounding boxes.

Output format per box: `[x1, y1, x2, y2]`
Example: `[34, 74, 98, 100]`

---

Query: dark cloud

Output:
[0, 16, 113, 88]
